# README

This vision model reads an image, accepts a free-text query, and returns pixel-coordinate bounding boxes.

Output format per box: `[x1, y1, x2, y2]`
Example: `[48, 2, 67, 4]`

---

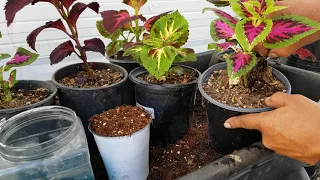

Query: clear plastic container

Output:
[0, 106, 94, 180]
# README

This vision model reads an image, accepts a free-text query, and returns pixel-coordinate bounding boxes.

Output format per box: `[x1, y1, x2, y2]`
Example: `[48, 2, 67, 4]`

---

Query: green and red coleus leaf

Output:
[50, 40, 75, 65]
[203, 8, 238, 25]
[27, 19, 68, 51]
[101, 10, 146, 35]
[236, 19, 272, 51]
[144, 11, 172, 32]
[123, 44, 144, 62]
[5, 0, 33, 26]
[106, 40, 124, 57]
[79, 38, 105, 56]
[68, 2, 99, 28]
[123, 0, 146, 11]
[5, 47, 39, 71]
[208, 42, 235, 51]
[226, 51, 256, 79]
[206, 0, 230, 7]
[8, 69, 17, 88]
[210, 18, 235, 41]
[293, 48, 316, 62]
[174, 48, 196, 62]
[263, 15, 320, 49]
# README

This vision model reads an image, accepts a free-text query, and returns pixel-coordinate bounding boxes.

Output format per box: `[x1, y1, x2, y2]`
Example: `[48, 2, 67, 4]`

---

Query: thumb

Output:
[224, 113, 264, 130]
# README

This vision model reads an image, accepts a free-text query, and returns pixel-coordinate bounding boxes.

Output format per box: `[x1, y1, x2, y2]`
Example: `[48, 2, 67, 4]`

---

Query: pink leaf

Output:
[80, 38, 106, 56]
[123, 0, 147, 11]
[293, 48, 316, 62]
[27, 19, 68, 51]
[101, 10, 145, 35]
[6, 54, 31, 65]
[211, 19, 235, 41]
[68, 2, 100, 28]
[203, 8, 238, 25]
[50, 41, 75, 65]
[144, 11, 172, 31]
[244, 21, 266, 44]
[59, 0, 77, 10]
[209, 42, 235, 51]
[5, 0, 33, 26]
[230, 52, 256, 73]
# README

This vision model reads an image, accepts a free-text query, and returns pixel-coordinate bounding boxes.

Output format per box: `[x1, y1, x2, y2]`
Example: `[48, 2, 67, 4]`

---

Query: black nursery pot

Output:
[0, 80, 57, 120]
[129, 65, 201, 146]
[199, 62, 292, 155]
[287, 54, 320, 73]
[107, 56, 140, 105]
[52, 62, 127, 151]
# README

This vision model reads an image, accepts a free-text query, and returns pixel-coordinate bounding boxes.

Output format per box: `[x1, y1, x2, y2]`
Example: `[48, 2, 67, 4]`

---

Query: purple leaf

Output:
[203, 8, 238, 25]
[5, 0, 33, 26]
[101, 10, 145, 35]
[123, 0, 147, 11]
[75, 74, 86, 86]
[144, 11, 172, 31]
[293, 48, 316, 62]
[226, 52, 256, 78]
[68, 2, 100, 28]
[50, 41, 75, 65]
[27, 19, 68, 51]
[211, 19, 235, 41]
[81, 38, 105, 56]
[59, 0, 77, 10]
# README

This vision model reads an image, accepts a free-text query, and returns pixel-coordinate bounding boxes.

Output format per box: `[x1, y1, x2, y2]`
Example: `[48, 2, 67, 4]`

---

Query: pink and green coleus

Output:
[97, 0, 171, 58]
[5, 0, 106, 76]
[204, 0, 320, 79]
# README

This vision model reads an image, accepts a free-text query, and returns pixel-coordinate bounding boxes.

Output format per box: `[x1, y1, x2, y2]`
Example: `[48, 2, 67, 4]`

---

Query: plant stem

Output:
[243, 74, 248, 88]
[134, 8, 140, 42]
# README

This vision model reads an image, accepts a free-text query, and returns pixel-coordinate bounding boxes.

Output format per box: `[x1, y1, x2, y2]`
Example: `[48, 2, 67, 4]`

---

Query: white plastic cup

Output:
[89, 123, 150, 180]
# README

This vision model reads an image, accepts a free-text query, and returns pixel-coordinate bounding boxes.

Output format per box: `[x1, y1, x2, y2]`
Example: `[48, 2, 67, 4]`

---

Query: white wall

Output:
[0, 0, 233, 80]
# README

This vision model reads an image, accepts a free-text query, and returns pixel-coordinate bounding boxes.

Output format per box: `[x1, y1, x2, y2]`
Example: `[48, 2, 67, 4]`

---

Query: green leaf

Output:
[230, 0, 246, 18]
[0, 31, 2, 38]
[4, 47, 39, 72]
[263, 6, 288, 16]
[140, 46, 178, 79]
[150, 10, 189, 48]
[96, 20, 121, 41]
[0, 53, 11, 60]
[174, 48, 196, 62]
[142, 37, 164, 48]
[8, 69, 17, 88]
[123, 44, 144, 63]
[106, 40, 124, 57]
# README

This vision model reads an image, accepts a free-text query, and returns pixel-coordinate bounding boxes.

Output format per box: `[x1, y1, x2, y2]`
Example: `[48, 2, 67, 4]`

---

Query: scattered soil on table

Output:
[0, 88, 50, 109]
[59, 68, 124, 88]
[148, 92, 222, 180]
[90, 105, 151, 137]
[204, 62, 286, 108]
[139, 69, 198, 85]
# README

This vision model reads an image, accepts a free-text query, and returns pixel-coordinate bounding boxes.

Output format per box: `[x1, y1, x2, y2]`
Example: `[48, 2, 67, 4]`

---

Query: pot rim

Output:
[0, 80, 57, 114]
[198, 62, 292, 113]
[51, 62, 128, 91]
[106, 55, 138, 64]
[129, 64, 201, 89]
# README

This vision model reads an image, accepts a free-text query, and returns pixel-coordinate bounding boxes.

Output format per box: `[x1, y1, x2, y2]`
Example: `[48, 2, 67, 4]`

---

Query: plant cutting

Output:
[5, 0, 128, 151]
[0, 31, 57, 118]
[199, 0, 320, 154]
[89, 105, 151, 180]
[127, 10, 201, 145]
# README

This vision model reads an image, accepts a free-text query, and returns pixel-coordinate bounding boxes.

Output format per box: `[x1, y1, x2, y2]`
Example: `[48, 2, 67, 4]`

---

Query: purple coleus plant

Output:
[0, 31, 39, 102]
[5, 0, 106, 77]
[204, 0, 320, 84]
[97, 0, 171, 58]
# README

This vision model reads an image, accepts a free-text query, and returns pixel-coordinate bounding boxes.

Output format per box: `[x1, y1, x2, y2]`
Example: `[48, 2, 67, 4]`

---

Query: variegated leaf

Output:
[226, 51, 256, 79]
[5, 47, 39, 71]
[208, 42, 235, 51]
[211, 18, 235, 41]
[140, 46, 178, 79]
[123, 0, 146, 11]
[123, 44, 144, 62]
[236, 19, 272, 51]
[106, 40, 124, 57]
[174, 48, 196, 62]
[263, 16, 320, 49]
[144, 11, 172, 32]
[8, 69, 17, 88]
[202, 7, 238, 25]
[206, 0, 230, 7]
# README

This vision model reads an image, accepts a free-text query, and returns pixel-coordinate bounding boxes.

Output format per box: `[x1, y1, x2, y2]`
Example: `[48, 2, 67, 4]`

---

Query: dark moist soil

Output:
[0, 88, 50, 109]
[90, 91, 223, 180]
[204, 63, 286, 108]
[90, 105, 152, 137]
[139, 70, 198, 85]
[59, 69, 123, 88]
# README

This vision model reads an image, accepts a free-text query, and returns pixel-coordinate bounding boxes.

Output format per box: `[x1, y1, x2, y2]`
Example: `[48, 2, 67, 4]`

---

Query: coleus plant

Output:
[97, 0, 171, 58]
[0, 31, 39, 102]
[204, 0, 320, 84]
[122, 10, 196, 80]
[5, 0, 106, 77]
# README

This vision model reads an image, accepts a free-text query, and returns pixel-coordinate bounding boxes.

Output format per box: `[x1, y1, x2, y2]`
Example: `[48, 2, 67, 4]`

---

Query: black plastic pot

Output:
[209, 49, 234, 67]
[199, 62, 292, 155]
[107, 56, 140, 105]
[129, 65, 201, 146]
[178, 50, 214, 73]
[52, 62, 127, 152]
[0, 80, 57, 120]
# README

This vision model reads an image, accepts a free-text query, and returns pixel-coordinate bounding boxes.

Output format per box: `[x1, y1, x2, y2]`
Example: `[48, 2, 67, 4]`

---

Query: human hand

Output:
[255, 0, 320, 58]
[224, 92, 320, 165]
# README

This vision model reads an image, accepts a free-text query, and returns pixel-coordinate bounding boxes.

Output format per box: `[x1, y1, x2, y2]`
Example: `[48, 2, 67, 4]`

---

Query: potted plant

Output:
[200, 0, 320, 154]
[0, 31, 57, 119]
[97, 0, 171, 105]
[124, 10, 201, 146]
[5, 0, 128, 151]
[89, 105, 151, 180]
